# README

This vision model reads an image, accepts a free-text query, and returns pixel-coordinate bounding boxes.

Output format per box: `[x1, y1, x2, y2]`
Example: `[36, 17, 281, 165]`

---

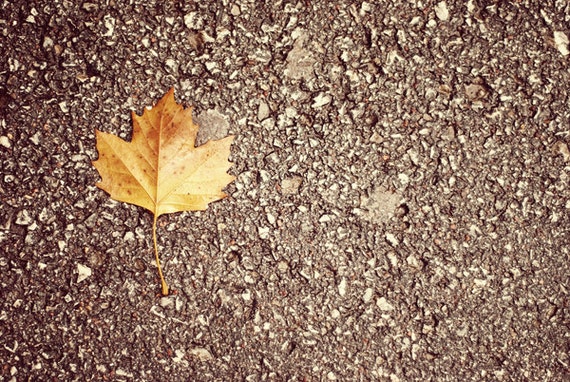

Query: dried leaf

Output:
[93, 88, 235, 294]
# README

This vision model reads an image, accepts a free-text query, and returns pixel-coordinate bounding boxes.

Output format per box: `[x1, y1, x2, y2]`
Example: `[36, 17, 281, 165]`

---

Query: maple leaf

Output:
[93, 88, 235, 295]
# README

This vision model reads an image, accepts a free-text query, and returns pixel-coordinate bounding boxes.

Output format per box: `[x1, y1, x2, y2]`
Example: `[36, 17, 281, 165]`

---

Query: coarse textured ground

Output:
[1, 0, 569, 381]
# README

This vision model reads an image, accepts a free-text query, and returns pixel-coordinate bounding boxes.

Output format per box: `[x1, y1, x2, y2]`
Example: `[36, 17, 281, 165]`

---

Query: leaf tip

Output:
[166, 87, 176, 100]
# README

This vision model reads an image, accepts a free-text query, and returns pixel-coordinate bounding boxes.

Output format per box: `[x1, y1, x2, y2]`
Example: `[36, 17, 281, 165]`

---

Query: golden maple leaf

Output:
[93, 88, 235, 295]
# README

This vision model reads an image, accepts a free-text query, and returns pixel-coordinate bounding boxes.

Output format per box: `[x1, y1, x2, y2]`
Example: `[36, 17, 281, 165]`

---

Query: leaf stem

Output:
[152, 214, 169, 295]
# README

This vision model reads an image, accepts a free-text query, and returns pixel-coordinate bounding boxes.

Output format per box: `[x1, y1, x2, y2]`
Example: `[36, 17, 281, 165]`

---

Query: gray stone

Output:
[358, 188, 403, 224]
[195, 109, 230, 146]
[281, 176, 303, 195]
[284, 30, 316, 80]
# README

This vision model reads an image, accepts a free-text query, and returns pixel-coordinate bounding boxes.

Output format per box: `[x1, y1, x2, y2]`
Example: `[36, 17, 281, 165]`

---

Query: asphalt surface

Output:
[1, 1, 569, 381]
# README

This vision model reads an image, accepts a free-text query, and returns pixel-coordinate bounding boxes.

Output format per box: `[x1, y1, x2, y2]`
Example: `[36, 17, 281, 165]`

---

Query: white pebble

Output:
[377, 297, 395, 311]
[385, 233, 399, 246]
[258, 101, 270, 121]
[434, 1, 449, 21]
[312, 93, 331, 108]
[15, 210, 33, 225]
[165, 58, 178, 73]
[77, 263, 92, 283]
[160, 297, 173, 307]
[363, 288, 374, 303]
[230, 4, 241, 16]
[0, 136, 10, 148]
[59, 101, 69, 113]
[338, 277, 347, 296]
[267, 213, 276, 225]
[554, 31, 569, 56]
[102, 15, 115, 37]
[258, 226, 270, 239]
[30, 132, 41, 145]
[189, 347, 213, 361]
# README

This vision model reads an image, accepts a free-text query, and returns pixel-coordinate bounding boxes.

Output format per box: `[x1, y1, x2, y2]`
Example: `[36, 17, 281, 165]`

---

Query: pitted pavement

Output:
[1, 1, 569, 381]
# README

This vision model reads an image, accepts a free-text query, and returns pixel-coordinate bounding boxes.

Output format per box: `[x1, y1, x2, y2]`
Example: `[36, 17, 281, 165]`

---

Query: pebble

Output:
[377, 297, 395, 311]
[115, 369, 133, 377]
[267, 213, 276, 225]
[42, 36, 53, 50]
[277, 260, 289, 272]
[257, 101, 270, 121]
[77, 263, 92, 283]
[82, 3, 98, 11]
[386, 233, 399, 246]
[338, 277, 347, 296]
[331, 309, 340, 319]
[465, 83, 488, 101]
[281, 176, 303, 195]
[230, 4, 241, 16]
[284, 33, 316, 80]
[189, 347, 213, 361]
[165, 58, 178, 73]
[102, 15, 115, 37]
[173, 349, 186, 363]
[387, 252, 398, 267]
[369, 132, 383, 144]
[554, 31, 569, 56]
[474, 278, 487, 287]
[184, 12, 204, 30]
[160, 297, 173, 308]
[0, 136, 10, 148]
[406, 255, 421, 269]
[195, 109, 230, 145]
[30, 132, 41, 145]
[312, 93, 331, 108]
[398, 173, 409, 185]
[359, 188, 403, 225]
[244, 274, 255, 284]
[434, 1, 449, 21]
[363, 288, 374, 303]
[258, 226, 270, 239]
[552, 141, 570, 161]
[205, 61, 217, 72]
[15, 210, 32, 225]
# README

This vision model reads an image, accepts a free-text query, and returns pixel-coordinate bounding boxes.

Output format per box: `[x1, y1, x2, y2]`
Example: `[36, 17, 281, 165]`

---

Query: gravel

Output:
[1, 0, 569, 381]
